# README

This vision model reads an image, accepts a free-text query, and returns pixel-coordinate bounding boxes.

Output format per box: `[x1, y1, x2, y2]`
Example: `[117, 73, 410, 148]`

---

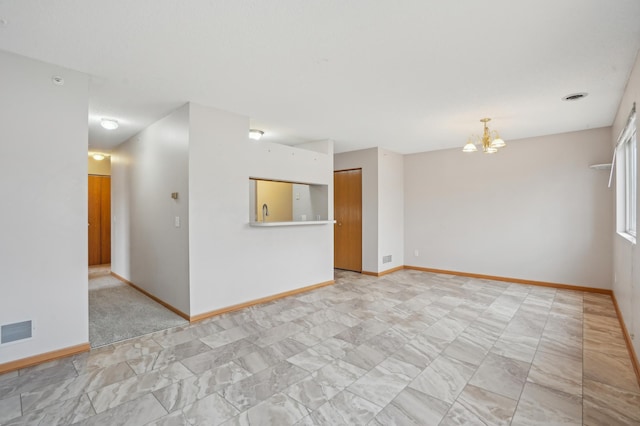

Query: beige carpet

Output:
[89, 267, 188, 348]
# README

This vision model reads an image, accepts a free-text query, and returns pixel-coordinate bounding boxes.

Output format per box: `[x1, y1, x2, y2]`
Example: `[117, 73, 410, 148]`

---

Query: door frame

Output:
[333, 168, 363, 272]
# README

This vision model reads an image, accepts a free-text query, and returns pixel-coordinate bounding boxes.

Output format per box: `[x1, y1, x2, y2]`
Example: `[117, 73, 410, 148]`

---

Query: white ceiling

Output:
[1, 1, 639, 154]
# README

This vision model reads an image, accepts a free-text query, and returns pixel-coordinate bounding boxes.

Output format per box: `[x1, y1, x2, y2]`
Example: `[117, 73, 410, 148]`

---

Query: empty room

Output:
[1, 1, 639, 425]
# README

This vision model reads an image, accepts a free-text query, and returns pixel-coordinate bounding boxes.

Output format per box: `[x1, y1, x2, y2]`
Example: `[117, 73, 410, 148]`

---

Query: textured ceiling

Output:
[1, 0, 639, 153]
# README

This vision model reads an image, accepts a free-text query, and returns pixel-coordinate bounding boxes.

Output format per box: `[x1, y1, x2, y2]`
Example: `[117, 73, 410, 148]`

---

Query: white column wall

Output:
[0, 51, 89, 363]
[188, 103, 334, 316]
[377, 148, 405, 271]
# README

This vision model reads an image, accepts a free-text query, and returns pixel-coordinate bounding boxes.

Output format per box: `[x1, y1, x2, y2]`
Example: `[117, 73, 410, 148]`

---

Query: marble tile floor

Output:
[1, 269, 639, 425]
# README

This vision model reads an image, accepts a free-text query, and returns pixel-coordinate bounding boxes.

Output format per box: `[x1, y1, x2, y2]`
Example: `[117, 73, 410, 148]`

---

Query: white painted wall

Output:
[404, 127, 613, 289]
[291, 183, 329, 221]
[378, 148, 405, 271]
[111, 105, 190, 314]
[110, 154, 130, 280]
[309, 185, 329, 221]
[292, 184, 313, 221]
[0, 51, 89, 363]
[334, 148, 379, 273]
[612, 51, 640, 359]
[294, 141, 333, 222]
[188, 103, 334, 316]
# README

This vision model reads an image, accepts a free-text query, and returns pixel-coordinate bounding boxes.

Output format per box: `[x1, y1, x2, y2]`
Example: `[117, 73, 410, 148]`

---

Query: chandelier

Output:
[462, 118, 506, 154]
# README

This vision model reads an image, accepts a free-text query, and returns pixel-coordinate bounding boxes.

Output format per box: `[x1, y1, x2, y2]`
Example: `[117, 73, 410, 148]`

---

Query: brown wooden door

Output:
[334, 169, 362, 272]
[88, 175, 111, 265]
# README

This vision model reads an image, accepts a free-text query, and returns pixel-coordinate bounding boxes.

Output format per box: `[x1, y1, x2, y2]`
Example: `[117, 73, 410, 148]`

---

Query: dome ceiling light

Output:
[100, 118, 119, 130]
[249, 129, 264, 140]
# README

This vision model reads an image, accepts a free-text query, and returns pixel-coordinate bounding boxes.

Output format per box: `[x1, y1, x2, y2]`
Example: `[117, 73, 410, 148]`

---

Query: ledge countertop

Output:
[249, 220, 336, 227]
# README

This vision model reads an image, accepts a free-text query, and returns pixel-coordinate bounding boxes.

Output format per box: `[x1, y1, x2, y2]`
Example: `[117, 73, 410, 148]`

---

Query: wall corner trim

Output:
[0, 343, 90, 375]
[110, 272, 191, 321]
[403, 266, 612, 294]
[362, 266, 404, 277]
[611, 292, 640, 385]
[190, 280, 335, 323]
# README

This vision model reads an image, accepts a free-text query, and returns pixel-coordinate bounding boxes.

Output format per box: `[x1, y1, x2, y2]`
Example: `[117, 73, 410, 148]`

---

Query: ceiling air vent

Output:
[1, 320, 33, 344]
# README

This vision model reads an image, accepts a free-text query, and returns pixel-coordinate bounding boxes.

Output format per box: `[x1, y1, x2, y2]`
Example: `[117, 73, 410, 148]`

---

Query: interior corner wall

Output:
[612, 50, 640, 359]
[111, 104, 190, 315]
[378, 148, 405, 271]
[404, 127, 613, 289]
[188, 103, 334, 317]
[0, 51, 89, 363]
[334, 148, 379, 273]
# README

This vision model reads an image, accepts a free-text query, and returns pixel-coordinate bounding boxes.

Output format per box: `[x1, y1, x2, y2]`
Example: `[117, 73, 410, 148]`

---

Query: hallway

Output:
[88, 266, 187, 348]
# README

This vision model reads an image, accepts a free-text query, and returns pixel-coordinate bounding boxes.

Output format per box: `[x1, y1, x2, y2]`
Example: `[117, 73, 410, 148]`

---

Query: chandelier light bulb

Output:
[462, 141, 478, 152]
[490, 137, 505, 148]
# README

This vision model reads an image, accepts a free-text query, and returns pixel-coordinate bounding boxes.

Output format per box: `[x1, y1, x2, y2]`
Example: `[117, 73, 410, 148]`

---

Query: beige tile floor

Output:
[1, 269, 639, 425]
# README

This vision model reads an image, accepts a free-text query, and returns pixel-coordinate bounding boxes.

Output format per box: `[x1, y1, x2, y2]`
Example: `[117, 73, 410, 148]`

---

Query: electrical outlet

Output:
[174, 216, 181, 227]
[414, 249, 419, 257]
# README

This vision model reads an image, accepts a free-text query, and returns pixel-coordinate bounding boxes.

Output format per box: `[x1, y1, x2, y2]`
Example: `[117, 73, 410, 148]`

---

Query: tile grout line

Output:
[86, 391, 99, 420]
[509, 287, 562, 425]
[434, 278, 524, 424]
[149, 390, 172, 423]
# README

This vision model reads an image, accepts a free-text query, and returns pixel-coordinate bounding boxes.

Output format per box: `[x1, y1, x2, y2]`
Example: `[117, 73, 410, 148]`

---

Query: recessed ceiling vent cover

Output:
[1, 320, 32, 344]
[562, 92, 588, 101]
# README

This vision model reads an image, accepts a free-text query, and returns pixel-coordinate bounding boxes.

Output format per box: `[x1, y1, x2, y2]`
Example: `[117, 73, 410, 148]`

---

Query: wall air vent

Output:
[382, 255, 392, 264]
[1, 320, 33, 344]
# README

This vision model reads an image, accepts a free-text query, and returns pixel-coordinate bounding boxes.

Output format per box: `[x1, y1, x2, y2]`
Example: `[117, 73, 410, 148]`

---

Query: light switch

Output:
[174, 216, 180, 227]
